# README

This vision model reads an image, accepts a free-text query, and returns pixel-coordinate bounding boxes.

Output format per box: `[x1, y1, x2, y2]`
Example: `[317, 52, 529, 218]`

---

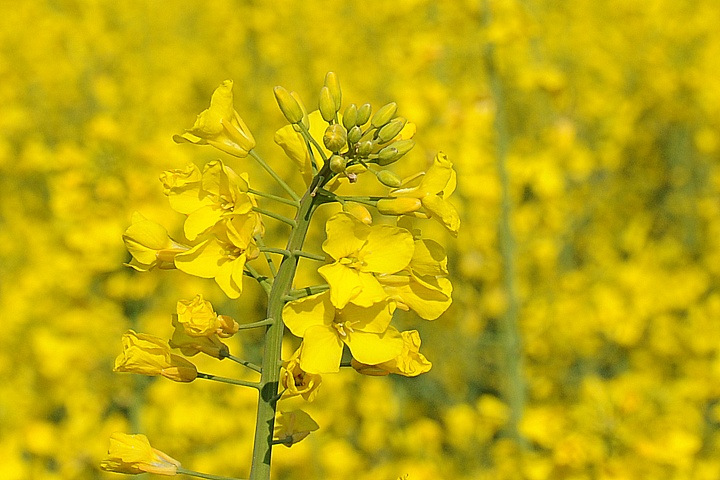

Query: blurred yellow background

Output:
[2, 1, 720, 479]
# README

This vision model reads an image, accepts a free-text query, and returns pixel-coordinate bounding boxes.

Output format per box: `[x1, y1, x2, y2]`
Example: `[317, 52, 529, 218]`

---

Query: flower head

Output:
[274, 410, 319, 447]
[100, 433, 180, 476]
[281, 345, 322, 401]
[388, 152, 460, 236]
[352, 330, 432, 377]
[318, 212, 415, 309]
[173, 80, 255, 157]
[114, 330, 197, 382]
[283, 291, 403, 374]
[122, 212, 187, 271]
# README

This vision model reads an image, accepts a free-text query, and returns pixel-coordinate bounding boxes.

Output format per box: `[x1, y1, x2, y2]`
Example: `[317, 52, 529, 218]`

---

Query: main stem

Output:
[248, 178, 324, 480]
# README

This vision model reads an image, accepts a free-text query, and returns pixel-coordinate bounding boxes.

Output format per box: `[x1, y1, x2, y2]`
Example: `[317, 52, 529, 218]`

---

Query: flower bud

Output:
[371, 102, 397, 128]
[319, 86, 336, 122]
[376, 170, 403, 188]
[356, 103, 372, 125]
[291, 91, 309, 129]
[377, 197, 423, 215]
[329, 154, 347, 173]
[347, 125, 363, 144]
[323, 124, 347, 153]
[342, 104, 358, 130]
[357, 141, 373, 157]
[274, 86, 304, 124]
[377, 117, 407, 143]
[377, 146, 399, 165]
[324, 71, 342, 111]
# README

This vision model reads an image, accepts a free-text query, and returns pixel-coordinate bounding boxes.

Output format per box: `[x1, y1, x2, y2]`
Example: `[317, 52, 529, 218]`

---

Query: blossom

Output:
[122, 212, 187, 271]
[169, 314, 229, 359]
[388, 152, 460, 236]
[351, 330, 432, 377]
[274, 410, 319, 447]
[282, 291, 403, 374]
[281, 345, 322, 401]
[173, 80, 255, 157]
[175, 294, 220, 337]
[114, 330, 197, 382]
[318, 212, 415, 309]
[100, 433, 180, 475]
[378, 238, 453, 320]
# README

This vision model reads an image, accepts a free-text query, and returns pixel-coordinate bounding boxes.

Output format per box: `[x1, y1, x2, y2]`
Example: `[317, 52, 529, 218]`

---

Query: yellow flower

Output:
[378, 238, 453, 320]
[100, 433, 180, 476]
[169, 314, 229, 359]
[274, 410, 320, 447]
[159, 162, 205, 215]
[122, 212, 188, 271]
[173, 80, 255, 158]
[389, 152, 460, 236]
[114, 330, 197, 382]
[176, 294, 220, 337]
[174, 226, 260, 299]
[281, 345, 322, 401]
[351, 330, 432, 377]
[282, 291, 403, 374]
[318, 212, 415, 309]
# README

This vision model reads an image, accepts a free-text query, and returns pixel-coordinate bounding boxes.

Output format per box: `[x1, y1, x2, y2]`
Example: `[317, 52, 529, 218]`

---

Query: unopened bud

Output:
[324, 72, 342, 111]
[357, 141, 373, 157]
[347, 125, 363, 144]
[343, 104, 358, 130]
[376, 170, 403, 188]
[371, 102, 397, 128]
[391, 139, 415, 158]
[343, 203, 373, 225]
[323, 124, 347, 153]
[291, 91, 309, 128]
[377, 197, 423, 215]
[319, 86, 336, 122]
[329, 155, 347, 174]
[356, 103, 372, 125]
[377, 117, 407, 143]
[377, 146, 399, 165]
[274, 86, 304, 124]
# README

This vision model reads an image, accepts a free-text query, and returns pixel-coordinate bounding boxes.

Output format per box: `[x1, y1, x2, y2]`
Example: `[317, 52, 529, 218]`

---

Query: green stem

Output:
[253, 207, 297, 227]
[254, 235, 278, 278]
[482, 0, 526, 446]
[196, 372, 260, 389]
[249, 150, 300, 202]
[287, 284, 330, 299]
[292, 250, 325, 262]
[259, 247, 291, 257]
[237, 318, 275, 330]
[244, 264, 272, 295]
[176, 467, 245, 480]
[225, 354, 262, 374]
[248, 164, 330, 480]
[297, 123, 329, 164]
[249, 187, 300, 208]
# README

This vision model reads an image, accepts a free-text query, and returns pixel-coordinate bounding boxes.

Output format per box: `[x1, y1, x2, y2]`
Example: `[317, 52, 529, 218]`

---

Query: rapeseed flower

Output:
[100, 433, 181, 475]
[351, 330, 432, 377]
[114, 330, 197, 382]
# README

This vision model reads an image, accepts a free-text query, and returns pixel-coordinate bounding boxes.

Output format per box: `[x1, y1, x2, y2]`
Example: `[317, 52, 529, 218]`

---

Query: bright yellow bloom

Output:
[176, 294, 220, 337]
[114, 330, 197, 382]
[351, 330, 432, 377]
[318, 212, 415, 309]
[173, 80, 255, 157]
[100, 433, 180, 476]
[174, 226, 260, 299]
[378, 238, 453, 320]
[281, 345, 322, 401]
[159, 162, 204, 215]
[122, 212, 187, 271]
[283, 291, 403, 374]
[169, 314, 228, 359]
[389, 152, 460, 236]
[274, 410, 319, 447]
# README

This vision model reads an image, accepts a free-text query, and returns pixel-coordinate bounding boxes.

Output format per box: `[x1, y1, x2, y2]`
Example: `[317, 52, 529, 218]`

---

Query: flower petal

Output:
[362, 224, 414, 273]
[300, 325, 344, 374]
[345, 327, 403, 365]
[283, 292, 334, 338]
[318, 263, 363, 309]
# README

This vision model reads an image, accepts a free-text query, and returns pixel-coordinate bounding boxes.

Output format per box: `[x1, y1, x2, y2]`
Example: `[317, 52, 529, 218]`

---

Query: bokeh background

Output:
[3, 1, 720, 479]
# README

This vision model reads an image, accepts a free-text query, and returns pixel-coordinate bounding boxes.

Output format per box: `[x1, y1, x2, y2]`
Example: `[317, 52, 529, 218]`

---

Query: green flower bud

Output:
[274, 86, 304, 124]
[324, 72, 342, 111]
[377, 117, 406, 143]
[347, 125, 363, 144]
[377, 146, 399, 165]
[376, 170, 403, 188]
[356, 103, 372, 125]
[357, 141, 373, 157]
[319, 86, 336, 123]
[291, 91, 309, 129]
[371, 102, 397, 128]
[392, 139, 415, 157]
[329, 154, 347, 174]
[343, 104, 358, 130]
[323, 124, 347, 153]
